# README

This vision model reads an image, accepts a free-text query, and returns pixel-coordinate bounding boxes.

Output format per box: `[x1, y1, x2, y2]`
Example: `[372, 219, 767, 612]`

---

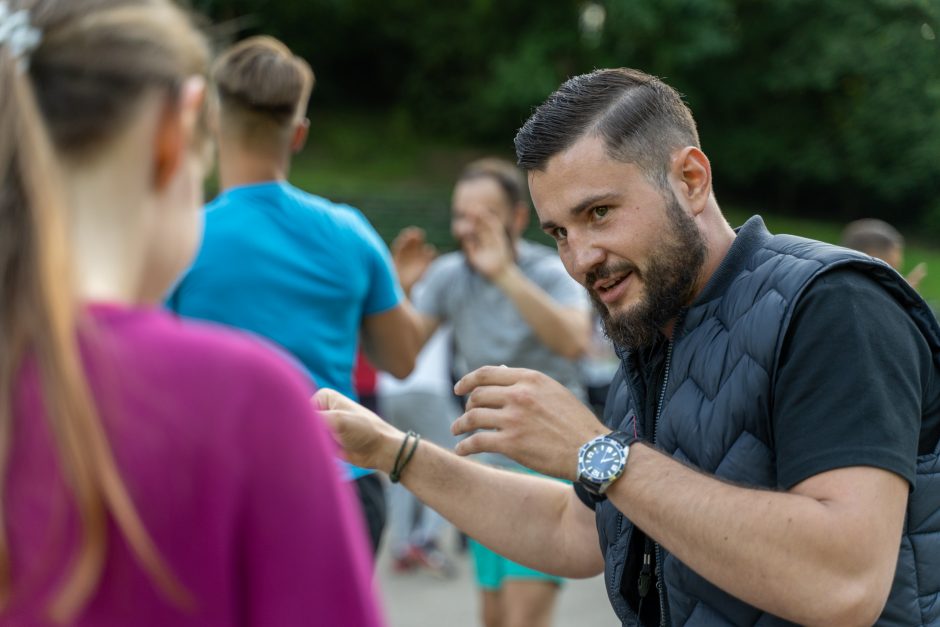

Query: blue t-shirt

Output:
[168, 182, 402, 478]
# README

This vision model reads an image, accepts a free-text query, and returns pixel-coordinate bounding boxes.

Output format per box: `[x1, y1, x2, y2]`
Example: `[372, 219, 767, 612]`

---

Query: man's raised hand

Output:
[452, 366, 608, 481]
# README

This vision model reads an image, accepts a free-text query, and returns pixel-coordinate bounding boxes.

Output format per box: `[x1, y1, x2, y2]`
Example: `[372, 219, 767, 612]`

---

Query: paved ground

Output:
[375, 530, 619, 627]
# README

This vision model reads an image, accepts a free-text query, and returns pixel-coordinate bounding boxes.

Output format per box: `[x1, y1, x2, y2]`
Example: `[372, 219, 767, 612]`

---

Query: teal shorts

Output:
[468, 538, 564, 590]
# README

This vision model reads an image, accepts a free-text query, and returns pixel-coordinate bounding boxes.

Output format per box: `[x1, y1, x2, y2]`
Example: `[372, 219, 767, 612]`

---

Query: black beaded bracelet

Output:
[389, 430, 421, 483]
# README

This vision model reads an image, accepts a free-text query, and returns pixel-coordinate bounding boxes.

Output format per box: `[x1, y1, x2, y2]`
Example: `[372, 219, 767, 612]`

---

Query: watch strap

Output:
[606, 430, 636, 447]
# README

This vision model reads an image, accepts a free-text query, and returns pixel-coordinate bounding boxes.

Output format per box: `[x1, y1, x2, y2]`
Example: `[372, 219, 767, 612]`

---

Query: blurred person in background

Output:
[394, 158, 592, 627]
[842, 217, 927, 289]
[0, 1, 382, 625]
[580, 313, 620, 418]
[167, 36, 424, 554]
[377, 324, 460, 578]
[316, 68, 940, 626]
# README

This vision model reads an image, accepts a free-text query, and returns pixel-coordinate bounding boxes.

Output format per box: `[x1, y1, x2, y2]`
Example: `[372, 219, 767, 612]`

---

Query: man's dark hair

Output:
[514, 68, 700, 188]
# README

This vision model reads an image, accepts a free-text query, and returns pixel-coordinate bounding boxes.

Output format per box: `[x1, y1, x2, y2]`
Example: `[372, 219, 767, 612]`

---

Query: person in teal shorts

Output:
[395, 158, 592, 627]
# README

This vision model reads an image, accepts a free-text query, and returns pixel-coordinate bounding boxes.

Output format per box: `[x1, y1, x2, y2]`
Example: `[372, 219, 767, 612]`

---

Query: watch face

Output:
[581, 439, 626, 481]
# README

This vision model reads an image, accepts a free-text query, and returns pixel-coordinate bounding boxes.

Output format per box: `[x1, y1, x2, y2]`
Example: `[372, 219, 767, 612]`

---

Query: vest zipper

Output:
[652, 339, 674, 627]
[610, 511, 625, 610]
[610, 360, 629, 613]
[637, 536, 653, 622]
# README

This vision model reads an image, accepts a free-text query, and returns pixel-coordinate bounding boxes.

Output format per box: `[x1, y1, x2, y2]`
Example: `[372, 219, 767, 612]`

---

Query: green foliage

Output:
[584, 0, 940, 228]
[197, 0, 940, 234]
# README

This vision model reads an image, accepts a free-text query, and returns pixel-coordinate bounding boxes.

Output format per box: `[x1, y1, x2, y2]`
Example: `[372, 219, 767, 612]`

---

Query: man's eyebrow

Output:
[539, 192, 619, 231]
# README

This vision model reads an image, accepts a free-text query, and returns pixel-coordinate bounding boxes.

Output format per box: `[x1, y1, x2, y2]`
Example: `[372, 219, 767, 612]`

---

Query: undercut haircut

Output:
[212, 36, 314, 144]
[514, 68, 700, 189]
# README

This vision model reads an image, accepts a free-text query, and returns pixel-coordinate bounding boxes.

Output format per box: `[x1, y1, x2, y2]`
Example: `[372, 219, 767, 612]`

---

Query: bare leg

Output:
[480, 588, 503, 627]
[501, 580, 560, 627]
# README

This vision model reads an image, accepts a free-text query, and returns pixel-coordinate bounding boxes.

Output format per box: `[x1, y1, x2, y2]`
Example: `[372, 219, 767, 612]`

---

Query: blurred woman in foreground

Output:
[0, 1, 383, 625]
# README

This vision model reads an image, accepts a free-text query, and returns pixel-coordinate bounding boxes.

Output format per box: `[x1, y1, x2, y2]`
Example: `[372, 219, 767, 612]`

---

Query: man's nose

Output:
[569, 237, 606, 279]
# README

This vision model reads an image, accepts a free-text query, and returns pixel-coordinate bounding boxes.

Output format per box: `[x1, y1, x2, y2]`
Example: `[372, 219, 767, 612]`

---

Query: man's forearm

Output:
[361, 303, 437, 378]
[385, 435, 602, 577]
[493, 265, 590, 359]
[607, 443, 905, 625]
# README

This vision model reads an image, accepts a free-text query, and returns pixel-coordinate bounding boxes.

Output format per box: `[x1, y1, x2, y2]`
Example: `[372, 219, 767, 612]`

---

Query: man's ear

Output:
[153, 76, 207, 192]
[671, 146, 711, 216]
[291, 118, 310, 154]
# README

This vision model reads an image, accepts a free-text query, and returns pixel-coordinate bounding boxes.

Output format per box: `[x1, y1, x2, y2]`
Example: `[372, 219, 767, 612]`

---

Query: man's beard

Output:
[587, 193, 706, 351]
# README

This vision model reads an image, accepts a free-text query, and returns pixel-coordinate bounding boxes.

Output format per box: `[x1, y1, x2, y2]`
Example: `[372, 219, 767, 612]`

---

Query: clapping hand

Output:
[906, 262, 927, 290]
[460, 207, 515, 282]
[392, 227, 437, 295]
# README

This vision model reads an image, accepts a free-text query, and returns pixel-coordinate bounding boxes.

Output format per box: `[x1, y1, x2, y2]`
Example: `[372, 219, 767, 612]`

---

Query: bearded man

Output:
[316, 68, 940, 626]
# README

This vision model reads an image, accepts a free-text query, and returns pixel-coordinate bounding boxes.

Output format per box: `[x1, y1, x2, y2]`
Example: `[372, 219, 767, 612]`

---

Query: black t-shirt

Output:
[574, 268, 940, 622]
[774, 268, 940, 487]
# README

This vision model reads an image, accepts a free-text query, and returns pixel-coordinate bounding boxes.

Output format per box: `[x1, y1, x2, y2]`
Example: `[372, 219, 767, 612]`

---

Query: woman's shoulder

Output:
[91, 305, 315, 408]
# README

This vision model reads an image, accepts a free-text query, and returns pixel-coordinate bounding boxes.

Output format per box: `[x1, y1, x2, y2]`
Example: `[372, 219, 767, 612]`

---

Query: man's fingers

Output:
[473, 212, 504, 243]
[907, 262, 927, 287]
[455, 365, 526, 396]
[392, 227, 426, 253]
[452, 407, 504, 436]
[313, 387, 356, 412]
[317, 408, 344, 434]
[464, 385, 508, 410]
[396, 226, 425, 241]
[454, 430, 505, 457]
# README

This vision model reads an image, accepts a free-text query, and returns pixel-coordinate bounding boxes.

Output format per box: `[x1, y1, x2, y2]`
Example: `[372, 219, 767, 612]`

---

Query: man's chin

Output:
[600, 297, 639, 319]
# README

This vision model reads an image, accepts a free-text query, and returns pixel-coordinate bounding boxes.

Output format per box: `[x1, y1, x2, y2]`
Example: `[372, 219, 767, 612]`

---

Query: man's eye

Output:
[593, 206, 610, 218]
[552, 227, 568, 241]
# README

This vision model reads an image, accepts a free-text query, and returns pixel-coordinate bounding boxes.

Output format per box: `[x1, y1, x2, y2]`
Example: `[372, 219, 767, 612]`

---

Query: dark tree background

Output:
[194, 0, 940, 233]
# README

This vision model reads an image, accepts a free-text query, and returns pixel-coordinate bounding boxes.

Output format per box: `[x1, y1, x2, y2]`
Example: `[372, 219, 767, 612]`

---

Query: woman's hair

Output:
[0, 0, 209, 621]
[212, 35, 314, 146]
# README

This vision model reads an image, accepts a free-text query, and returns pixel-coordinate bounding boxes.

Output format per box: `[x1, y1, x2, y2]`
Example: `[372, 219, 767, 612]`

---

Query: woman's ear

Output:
[153, 76, 207, 191]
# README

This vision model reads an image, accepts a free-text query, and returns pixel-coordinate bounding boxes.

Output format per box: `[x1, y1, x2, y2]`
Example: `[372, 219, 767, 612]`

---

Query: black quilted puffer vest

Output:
[597, 216, 940, 626]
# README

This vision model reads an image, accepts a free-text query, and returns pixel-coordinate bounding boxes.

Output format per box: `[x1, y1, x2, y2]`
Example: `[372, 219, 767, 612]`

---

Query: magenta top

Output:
[1, 304, 385, 627]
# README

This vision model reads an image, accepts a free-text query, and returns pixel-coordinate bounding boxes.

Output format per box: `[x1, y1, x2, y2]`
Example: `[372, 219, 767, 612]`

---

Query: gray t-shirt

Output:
[414, 239, 590, 400]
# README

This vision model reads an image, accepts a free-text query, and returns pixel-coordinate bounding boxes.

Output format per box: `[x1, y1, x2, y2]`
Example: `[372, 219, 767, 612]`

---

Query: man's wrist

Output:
[378, 430, 409, 474]
[576, 430, 637, 496]
[492, 263, 521, 291]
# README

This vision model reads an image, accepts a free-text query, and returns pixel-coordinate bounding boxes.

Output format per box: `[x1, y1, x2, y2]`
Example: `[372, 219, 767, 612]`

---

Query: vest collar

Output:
[692, 215, 771, 306]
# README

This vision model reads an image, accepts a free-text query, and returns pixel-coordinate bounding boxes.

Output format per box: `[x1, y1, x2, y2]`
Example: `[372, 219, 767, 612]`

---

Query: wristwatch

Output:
[577, 431, 634, 496]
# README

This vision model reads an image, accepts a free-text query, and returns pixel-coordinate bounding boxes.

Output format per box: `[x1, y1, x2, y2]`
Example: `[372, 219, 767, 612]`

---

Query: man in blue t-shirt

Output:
[167, 36, 422, 553]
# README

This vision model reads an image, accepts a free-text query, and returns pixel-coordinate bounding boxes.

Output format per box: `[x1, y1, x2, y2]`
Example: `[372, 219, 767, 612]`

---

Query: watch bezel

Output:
[577, 433, 630, 495]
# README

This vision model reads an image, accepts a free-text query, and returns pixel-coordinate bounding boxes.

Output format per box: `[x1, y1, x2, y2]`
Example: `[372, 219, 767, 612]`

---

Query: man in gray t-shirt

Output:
[394, 157, 591, 627]
[415, 238, 588, 399]
[396, 157, 591, 407]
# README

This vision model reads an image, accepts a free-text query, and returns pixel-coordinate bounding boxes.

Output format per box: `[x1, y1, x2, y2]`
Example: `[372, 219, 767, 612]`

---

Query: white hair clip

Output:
[0, 1, 41, 72]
